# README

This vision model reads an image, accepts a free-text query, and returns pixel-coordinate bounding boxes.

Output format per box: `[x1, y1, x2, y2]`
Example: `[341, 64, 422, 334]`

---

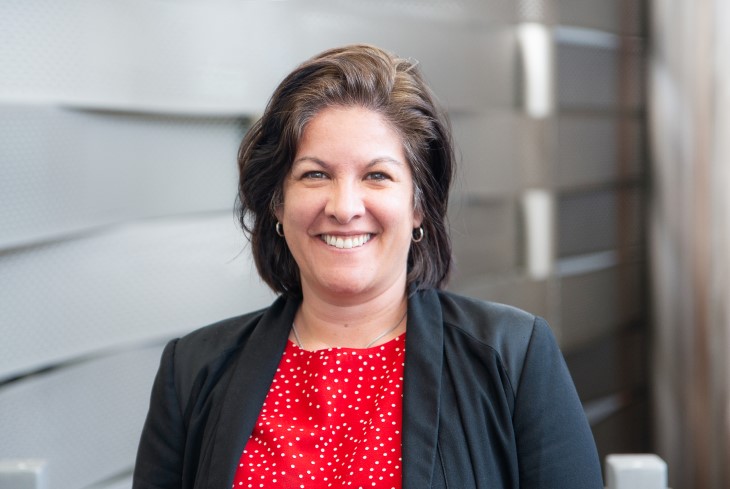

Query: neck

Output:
[293, 283, 408, 350]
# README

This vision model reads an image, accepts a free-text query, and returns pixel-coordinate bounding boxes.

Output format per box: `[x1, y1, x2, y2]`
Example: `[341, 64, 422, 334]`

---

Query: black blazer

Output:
[133, 288, 603, 488]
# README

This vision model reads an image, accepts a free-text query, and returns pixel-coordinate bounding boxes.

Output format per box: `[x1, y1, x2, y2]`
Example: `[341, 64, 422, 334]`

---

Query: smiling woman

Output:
[277, 106, 420, 313]
[133, 44, 604, 489]
[238, 45, 453, 301]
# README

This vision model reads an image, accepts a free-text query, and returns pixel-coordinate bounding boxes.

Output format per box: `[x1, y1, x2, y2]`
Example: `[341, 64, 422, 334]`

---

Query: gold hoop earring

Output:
[275, 221, 284, 237]
[412, 226, 424, 243]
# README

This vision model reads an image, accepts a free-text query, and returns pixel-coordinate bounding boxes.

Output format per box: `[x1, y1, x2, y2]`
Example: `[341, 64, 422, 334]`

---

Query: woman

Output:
[133, 44, 603, 489]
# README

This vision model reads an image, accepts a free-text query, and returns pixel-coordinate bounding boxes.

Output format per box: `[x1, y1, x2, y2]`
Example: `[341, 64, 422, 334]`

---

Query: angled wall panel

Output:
[0, 347, 163, 489]
[0, 215, 274, 380]
[0, 105, 245, 248]
[556, 114, 645, 188]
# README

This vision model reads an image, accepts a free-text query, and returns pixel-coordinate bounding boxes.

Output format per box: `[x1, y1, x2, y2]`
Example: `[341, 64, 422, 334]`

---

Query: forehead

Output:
[295, 106, 406, 161]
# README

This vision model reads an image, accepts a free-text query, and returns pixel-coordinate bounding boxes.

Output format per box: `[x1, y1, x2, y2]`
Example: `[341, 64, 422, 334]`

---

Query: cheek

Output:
[281, 192, 321, 228]
[375, 195, 419, 230]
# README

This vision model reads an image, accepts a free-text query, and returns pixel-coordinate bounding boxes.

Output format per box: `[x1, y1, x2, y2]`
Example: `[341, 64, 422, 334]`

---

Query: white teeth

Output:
[322, 234, 371, 249]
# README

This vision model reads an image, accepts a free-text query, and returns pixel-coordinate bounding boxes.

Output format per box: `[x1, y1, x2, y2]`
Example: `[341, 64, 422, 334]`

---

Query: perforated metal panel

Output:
[556, 115, 645, 188]
[0, 0, 86, 97]
[0, 105, 246, 248]
[451, 111, 521, 196]
[319, 0, 517, 23]
[517, 0, 555, 22]
[0, 347, 163, 489]
[566, 329, 647, 402]
[557, 187, 644, 257]
[451, 276, 550, 323]
[555, 29, 644, 111]
[0, 215, 274, 379]
[0, 0, 516, 114]
[450, 197, 519, 281]
[101, 476, 134, 489]
[558, 0, 644, 35]
[559, 263, 643, 350]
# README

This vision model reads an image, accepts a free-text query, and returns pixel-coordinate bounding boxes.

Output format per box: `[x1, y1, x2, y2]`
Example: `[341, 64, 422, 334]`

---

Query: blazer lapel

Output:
[402, 288, 444, 489]
[194, 290, 444, 488]
[203, 295, 299, 488]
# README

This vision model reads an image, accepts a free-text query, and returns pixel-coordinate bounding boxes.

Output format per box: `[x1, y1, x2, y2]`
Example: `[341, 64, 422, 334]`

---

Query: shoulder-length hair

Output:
[237, 44, 454, 297]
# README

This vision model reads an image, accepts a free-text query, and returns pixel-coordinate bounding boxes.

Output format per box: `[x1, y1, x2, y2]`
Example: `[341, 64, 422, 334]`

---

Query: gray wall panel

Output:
[557, 0, 644, 35]
[565, 328, 647, 402]
[590, 399, 651, 462]
[556, 114, 644, 188]
[557, 186, 644, 257]
[556, 32, 644, 111]
[0, 215, 274, 379]
[450, 197, 519, 280]
[451, 276, 550, 326]
[100, 477, 134, 489]
[452, 111, 521, 197]
[0, 347, 162, 489]
[0, 0, 517, 114]
[559, 263, 643, 351]
[339, 0, 517, 23]
[0, 105, 245, 248]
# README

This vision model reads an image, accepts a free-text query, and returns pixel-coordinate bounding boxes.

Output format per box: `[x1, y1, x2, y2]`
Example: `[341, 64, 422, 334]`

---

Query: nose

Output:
[325, 179, 365, 224]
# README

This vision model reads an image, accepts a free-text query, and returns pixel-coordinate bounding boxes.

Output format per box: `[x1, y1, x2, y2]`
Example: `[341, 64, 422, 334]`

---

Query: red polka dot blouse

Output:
[232, 334, 405, 489]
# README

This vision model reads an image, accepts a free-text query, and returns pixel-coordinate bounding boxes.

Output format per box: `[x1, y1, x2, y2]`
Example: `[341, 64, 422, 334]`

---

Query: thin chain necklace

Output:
[291, 309, 407, 350]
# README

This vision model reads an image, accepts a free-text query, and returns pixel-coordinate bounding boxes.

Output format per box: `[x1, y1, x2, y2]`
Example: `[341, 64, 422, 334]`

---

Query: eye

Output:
[365, 171, 391, 181]
[302, 170, 328, 180]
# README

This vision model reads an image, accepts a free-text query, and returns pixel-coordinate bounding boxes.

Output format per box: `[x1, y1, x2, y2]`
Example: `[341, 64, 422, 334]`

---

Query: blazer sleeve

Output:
[133, 339, 186, 489]
[512, 317, 604, 488]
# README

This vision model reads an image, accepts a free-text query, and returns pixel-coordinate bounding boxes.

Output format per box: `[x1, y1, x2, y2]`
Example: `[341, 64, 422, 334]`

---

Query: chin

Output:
[319, 280, 370, 297]
[303, 268, 406, 301]
[304, 273, 377, 300]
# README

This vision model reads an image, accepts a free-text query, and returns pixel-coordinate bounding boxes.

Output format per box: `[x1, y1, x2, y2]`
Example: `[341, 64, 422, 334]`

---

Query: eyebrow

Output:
[292, 156, 405, 168]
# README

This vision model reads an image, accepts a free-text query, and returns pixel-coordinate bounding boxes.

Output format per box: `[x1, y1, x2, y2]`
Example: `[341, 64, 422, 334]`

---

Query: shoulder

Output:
[170, 295, 291, 380]
[174, 307, 268, 361]
[435, 289, 539, 347]
[423, 289, 554, 392]
[436, 290, 536, 336]
[158, 295, 295, 413]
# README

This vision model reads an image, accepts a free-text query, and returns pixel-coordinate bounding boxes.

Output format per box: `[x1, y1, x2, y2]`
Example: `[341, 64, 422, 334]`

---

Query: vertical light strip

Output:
[522, 189, 554, 280]
[518, 22, 555, 281]
[517, 22, 554, 119]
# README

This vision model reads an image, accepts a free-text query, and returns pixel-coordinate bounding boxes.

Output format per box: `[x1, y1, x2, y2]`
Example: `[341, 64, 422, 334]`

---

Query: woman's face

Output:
[277, 106, 422, 302]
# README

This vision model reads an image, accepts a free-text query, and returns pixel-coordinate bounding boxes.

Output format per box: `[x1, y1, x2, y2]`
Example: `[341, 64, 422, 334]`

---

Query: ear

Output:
[413, 208, 424, 228]
[412, 184, 424, 228]
[271, 190, 284, 222]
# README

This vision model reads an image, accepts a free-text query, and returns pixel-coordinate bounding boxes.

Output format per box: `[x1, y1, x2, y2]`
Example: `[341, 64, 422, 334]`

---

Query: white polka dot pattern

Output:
[233, 335, 405, 488]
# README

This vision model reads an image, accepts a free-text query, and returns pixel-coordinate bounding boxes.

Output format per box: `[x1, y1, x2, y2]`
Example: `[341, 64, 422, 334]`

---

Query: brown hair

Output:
[237, 44, 454, 297]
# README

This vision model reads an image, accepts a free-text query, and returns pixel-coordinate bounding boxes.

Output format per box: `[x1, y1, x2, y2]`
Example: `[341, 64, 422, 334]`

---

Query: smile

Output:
[320, 234, 372, 249]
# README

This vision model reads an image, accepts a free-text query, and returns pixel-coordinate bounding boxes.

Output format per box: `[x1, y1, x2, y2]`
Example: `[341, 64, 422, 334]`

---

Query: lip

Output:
[319, 233, 373, 249]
